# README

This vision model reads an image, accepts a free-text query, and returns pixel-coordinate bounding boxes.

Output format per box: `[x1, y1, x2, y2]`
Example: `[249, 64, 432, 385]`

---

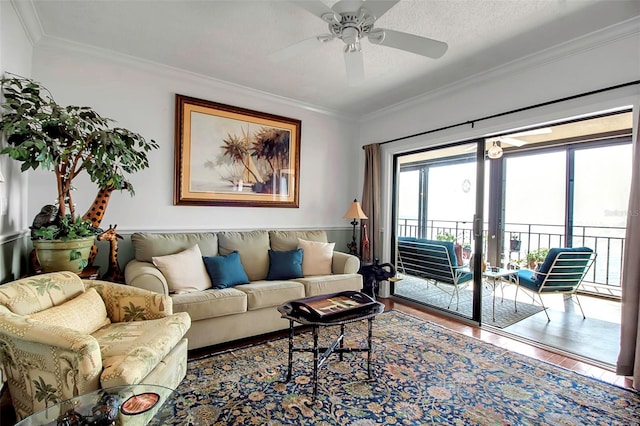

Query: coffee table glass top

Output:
[16, 384, 176, 426]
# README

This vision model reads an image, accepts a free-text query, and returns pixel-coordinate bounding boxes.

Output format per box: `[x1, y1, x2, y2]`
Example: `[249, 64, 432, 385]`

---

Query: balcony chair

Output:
[0, 272, 191, 421]
[397, 237, 473, 309]
[515, 247, 596, 321]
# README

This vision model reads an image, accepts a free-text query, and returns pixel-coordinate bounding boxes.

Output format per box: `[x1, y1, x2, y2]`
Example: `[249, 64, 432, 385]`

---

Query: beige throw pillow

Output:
[152, 244, 212, 294]
[297, 238, 335, 276]
[28, 288, 111, 334]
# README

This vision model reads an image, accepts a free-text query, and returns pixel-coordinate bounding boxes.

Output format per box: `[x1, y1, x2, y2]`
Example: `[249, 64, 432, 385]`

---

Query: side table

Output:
[482, 267, 519, 321]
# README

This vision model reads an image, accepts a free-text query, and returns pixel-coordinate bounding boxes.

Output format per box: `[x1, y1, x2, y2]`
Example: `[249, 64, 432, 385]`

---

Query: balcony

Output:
[396, 217, 624, 299]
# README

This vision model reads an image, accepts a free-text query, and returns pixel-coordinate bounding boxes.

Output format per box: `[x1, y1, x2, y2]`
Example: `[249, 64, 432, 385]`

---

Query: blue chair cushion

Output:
[535, 247, 593, 287]
[266, 249, 303, 280]
[517, 269, 539, 291]
[203, 251, 250, 289]
[398, 237, 466, 285]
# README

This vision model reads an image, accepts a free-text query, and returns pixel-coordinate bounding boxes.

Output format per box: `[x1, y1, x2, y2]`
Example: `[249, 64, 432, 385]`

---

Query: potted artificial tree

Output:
[0, 74, 158, 272]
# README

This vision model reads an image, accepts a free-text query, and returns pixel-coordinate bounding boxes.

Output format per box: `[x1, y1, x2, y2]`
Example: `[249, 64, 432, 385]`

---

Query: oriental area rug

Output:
[152, 311, 640, 425]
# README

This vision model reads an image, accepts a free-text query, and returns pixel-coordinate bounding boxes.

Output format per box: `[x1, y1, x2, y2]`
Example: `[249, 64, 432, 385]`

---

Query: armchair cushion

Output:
[28, 288, 110, 334]
[93, 312, 191, 388]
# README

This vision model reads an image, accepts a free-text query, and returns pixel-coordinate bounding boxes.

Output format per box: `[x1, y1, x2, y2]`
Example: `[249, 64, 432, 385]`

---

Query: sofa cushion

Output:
[0, 271, 85, 315]
[269, 230, 328, 251]
[267, 249, 303, 280]
[218, 230, 270, 281]
[28, 288, 111, 334]
[171, 288, 247, 321]
[297, 238, 335, 276]
[234, 281, 305, 310]
[203, 251, 250, 289]
[93, 312, 191, 388]
[294, 274, 363, 297]
[152, 245, 212, 294]
[132, 232, 219, 262]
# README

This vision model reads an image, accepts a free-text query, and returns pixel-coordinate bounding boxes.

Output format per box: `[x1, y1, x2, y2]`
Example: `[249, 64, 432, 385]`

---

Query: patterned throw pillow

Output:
[266, 249, 303, 280]
[203, 251, 250, 289]
[152, 245, 212, 294]
[28, 288, 111, 334]
[297, 238, 335, 276]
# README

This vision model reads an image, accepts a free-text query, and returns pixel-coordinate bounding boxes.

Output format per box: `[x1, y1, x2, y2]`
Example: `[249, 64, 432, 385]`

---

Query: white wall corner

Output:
[10, 0, 46, 45]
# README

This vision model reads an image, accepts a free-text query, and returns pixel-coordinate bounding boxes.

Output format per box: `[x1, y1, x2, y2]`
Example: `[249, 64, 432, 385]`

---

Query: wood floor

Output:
[0, 296, 634, 425]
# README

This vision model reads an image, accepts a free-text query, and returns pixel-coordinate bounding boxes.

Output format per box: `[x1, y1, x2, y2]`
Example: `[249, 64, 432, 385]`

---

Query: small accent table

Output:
[278, 292, 384, 401]
[16, 384, 175, 425]
[483, 267, 519, 321]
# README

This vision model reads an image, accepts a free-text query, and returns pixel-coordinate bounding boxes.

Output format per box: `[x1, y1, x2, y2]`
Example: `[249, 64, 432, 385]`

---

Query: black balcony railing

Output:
[397, 218, 624, 294]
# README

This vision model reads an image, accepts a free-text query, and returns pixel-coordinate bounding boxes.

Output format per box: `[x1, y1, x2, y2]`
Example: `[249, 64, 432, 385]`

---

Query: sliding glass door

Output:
[393, 142, 485, 322]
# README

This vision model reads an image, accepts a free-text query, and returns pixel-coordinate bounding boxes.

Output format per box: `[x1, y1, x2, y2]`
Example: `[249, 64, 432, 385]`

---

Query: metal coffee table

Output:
[278, 292, 384, 401]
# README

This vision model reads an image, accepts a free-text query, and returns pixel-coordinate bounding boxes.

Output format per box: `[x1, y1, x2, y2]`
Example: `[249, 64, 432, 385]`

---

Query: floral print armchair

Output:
[0, 272, 191, 421]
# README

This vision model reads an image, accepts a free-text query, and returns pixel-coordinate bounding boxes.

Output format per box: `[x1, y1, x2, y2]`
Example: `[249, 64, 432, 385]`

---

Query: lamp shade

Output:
[343, 199, 368, 220]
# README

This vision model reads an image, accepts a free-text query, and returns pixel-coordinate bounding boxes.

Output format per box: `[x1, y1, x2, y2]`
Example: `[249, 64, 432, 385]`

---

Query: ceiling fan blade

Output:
[332, 0, 365, 14]
[500, 137, 527, 147]
[269, 36, 327, 62]
[361, 0, 399, 19]
[369, 28, 448, 59]
[344, 50, 364, 86]
[509, 128, 552, 137]
[291, 0, 339, 22]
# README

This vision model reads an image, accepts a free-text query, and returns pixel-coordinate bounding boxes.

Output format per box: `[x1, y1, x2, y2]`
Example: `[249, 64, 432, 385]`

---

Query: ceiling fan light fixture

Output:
[487, 141, 504, 159]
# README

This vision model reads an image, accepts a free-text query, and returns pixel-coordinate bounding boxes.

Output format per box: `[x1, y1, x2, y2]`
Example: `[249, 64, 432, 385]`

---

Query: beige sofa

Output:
[124, 230, 363, 349]
[0, 272, 191, 421]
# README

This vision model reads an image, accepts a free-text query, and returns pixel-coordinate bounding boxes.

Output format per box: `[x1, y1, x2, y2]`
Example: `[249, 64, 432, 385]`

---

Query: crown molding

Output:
[10, 0, 43, 45]
[361, 16, 640, 123]
[30, 35, 358, 122]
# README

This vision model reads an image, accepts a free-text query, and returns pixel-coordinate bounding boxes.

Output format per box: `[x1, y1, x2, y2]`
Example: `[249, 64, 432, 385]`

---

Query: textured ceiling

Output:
[21, 0, 640, 117]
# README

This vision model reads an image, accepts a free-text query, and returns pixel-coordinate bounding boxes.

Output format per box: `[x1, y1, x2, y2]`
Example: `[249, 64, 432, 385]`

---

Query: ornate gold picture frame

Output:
[174, 95, 301, 207]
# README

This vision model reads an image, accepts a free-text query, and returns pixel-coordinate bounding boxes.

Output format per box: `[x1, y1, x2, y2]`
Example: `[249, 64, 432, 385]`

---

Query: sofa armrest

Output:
[0, 310, 102, 418]
[124, 259, 170, 295]
[85, 280, 173, 322]
[332, 251, 360, 274]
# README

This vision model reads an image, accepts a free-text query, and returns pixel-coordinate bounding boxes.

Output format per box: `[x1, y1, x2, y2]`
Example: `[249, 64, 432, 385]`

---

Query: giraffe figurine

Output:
[83, 185, 125, 267]
[97, 224, 125, 283]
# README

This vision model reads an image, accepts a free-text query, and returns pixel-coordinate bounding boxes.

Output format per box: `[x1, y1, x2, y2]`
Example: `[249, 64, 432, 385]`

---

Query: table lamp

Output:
[343, 198, 368, 256]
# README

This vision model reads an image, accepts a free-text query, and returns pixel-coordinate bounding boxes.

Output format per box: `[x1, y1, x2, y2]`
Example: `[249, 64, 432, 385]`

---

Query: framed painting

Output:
[174, 95, 301, 207]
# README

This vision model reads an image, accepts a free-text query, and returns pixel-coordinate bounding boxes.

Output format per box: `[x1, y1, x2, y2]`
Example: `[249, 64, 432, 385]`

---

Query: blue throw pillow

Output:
[203, 251, 249, 289]
[267, 249, 303, 280]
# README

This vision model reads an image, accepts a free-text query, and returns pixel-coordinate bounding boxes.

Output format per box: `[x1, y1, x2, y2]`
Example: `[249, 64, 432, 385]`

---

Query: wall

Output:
[20, 41, 363, 271]
[0, 1, 32, 282]
[359, 20, 640, 263]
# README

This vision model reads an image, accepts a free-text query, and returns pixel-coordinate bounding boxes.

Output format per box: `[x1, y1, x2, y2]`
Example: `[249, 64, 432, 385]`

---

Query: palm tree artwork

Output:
[208, 125, 291, 195]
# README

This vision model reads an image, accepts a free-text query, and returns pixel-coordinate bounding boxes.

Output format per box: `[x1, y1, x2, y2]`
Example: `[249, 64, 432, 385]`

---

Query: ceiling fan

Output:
[486, 128, 553, 147]
[270, 0, 449, 85]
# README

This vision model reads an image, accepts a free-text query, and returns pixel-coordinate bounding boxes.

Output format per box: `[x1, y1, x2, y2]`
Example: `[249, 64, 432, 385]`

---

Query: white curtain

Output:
[616, 103, 640, 389]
